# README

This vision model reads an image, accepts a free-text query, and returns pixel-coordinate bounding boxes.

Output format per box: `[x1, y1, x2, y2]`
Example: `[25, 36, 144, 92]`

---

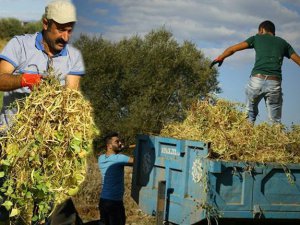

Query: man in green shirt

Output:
[211, 20, 300, 123]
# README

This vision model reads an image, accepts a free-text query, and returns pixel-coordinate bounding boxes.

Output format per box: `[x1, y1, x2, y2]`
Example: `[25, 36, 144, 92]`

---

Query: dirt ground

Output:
[72, 155, 156, 225]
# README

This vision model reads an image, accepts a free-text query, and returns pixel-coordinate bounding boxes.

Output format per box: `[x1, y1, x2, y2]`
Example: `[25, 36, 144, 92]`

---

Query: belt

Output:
[252, 74, 281, 81]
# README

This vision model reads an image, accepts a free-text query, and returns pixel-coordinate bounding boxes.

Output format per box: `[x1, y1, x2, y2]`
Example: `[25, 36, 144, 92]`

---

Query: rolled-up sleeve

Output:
[69, 48, 85, 76]
[0, 37, 22, 68]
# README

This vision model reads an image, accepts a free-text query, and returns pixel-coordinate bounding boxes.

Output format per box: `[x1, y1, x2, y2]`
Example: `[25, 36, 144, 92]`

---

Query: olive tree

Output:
[75, 28, 220, 143]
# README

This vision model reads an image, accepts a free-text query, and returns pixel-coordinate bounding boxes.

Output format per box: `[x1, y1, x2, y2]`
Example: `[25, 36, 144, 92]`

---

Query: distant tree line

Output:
[75, 28, 220, 144]
[0, 18, 42, 40]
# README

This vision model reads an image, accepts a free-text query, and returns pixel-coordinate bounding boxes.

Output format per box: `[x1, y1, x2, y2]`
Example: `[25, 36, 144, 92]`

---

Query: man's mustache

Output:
[55, 39, 67, 45]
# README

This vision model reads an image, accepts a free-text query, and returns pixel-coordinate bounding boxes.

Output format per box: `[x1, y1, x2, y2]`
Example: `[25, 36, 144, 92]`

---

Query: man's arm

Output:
[0, 59, 21, 91]
[127, 156, 134, 166]
[0, 59, 42, 91]
[66, 75, 81, 90]
[210, 41, 249, 68]
[290, 53, 300, 66]
[217, 41, 249, 60]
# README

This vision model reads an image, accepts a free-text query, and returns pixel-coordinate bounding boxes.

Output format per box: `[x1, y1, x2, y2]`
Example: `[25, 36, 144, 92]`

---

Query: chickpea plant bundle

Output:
[161, 99, 300, 163]
[0, 75, 99, 223]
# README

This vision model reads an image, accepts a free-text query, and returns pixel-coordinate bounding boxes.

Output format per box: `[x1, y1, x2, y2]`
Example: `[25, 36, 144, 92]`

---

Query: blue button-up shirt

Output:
[0, 32, 85, 129]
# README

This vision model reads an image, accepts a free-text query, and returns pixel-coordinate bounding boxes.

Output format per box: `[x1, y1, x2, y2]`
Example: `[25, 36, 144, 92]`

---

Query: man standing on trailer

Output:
[211, 20, 300, 124]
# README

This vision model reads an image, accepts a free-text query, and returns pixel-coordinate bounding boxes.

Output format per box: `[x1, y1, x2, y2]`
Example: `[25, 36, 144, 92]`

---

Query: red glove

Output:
[20, 73, 42, 90]
[210, 57, 223, 68]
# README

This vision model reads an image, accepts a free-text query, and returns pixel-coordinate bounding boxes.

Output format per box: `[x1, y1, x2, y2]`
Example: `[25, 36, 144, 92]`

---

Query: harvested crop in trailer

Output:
[161, 99, 300, 163]
[0, 75, 99, 223]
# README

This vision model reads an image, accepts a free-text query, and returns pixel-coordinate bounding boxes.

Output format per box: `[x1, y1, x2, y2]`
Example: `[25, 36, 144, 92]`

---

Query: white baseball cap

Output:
[45, 0, 77, 24]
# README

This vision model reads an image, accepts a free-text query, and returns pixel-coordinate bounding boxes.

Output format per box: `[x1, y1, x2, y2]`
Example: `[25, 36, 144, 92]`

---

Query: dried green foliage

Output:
[161, 99, 300, 163]
[0, 76, 98, 223]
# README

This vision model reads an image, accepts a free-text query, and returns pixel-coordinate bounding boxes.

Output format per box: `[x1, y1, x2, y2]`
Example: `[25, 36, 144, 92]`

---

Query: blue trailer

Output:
[131, 135, 300, 225]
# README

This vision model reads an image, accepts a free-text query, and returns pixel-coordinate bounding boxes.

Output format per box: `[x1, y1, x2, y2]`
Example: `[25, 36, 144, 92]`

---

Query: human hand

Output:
[20, 73, 42, 90]
[210, 57, 223, 68]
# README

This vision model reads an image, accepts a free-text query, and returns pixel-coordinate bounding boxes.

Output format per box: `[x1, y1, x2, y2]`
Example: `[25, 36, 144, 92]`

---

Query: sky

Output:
[1, 0, 300, 126]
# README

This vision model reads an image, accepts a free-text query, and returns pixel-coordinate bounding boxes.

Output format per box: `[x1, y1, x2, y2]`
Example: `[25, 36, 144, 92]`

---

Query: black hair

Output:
[259, 20, 275, 35]
[104, 132, 119, 146]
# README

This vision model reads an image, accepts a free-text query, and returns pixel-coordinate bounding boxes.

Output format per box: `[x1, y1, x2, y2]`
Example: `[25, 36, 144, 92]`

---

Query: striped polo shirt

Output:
[0, 32, 85, 130]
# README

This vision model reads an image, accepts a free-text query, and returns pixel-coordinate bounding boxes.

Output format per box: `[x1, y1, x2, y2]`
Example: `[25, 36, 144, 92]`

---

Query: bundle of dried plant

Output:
[161, 99, 300, 163]
[0, 75, 99, 223]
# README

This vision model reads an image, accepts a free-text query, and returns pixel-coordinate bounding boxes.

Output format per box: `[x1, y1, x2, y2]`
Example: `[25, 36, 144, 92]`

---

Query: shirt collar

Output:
[35, 32, 68, 57]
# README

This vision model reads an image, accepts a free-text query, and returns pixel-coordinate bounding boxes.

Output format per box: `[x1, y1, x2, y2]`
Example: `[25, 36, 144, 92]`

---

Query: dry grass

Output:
[161, 99, 300, 164]
[0, 75, 98, 223]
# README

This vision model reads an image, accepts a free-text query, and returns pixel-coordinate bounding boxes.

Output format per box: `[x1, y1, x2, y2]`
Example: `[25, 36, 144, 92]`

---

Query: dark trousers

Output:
[99, 198, 125, 225]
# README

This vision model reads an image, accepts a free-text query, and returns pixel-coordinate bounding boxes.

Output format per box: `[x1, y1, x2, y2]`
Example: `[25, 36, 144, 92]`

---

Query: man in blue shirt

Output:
[98, 132, 134, 225]
[0, 1, 84, 224]
[0, 0, 84, 130]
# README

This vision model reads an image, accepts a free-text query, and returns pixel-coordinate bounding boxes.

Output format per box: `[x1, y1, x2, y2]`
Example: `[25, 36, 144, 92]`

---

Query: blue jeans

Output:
[245, 76, 282, 123]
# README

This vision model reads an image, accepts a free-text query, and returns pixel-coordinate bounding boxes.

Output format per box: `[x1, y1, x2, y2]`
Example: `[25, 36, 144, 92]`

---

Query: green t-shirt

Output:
[245, 34, 295, 77]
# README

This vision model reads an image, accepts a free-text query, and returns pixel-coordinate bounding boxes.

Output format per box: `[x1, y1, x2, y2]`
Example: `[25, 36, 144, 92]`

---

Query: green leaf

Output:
[32, 215, 38, 221]
[17, 148, 27, 158]
[9, 208, 19, 217]
[70, 138, 81, 153]
[37, 184, 44, 191]
[25, 192, 32, 198]
[6, 186, 14, 196]
[2, 200, 13, 210]
[33, 170, 42, 182]
[0, 171, 5, 178]
[35, 133, 43, 143]
[0, 159, 10, 166]
[54, 131, 64, 142]
[71, 143, 81, 152]
[6, 143, 18, 156]
[39, 204, 44, 211]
